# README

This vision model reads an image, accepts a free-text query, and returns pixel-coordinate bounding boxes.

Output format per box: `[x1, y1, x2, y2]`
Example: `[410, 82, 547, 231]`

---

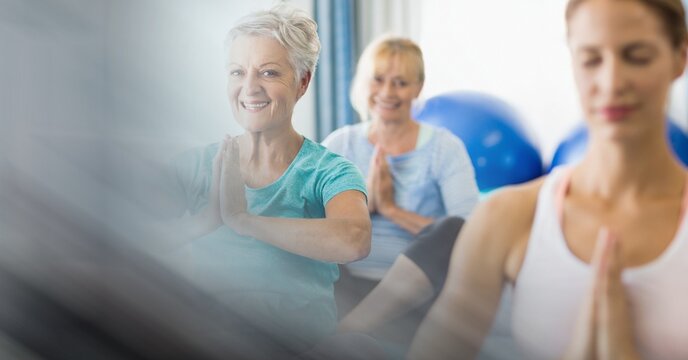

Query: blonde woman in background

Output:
[323, 36, 479, 343]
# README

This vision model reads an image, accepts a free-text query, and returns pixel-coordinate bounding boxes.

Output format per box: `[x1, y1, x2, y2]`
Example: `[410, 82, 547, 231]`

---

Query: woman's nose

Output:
[242, 72, 262, 95]
[597, 58, 630, 97]
[379, 81, 396, 97]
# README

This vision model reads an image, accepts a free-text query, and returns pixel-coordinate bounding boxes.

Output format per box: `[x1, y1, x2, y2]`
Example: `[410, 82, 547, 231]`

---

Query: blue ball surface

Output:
[414, 91, 544, 192]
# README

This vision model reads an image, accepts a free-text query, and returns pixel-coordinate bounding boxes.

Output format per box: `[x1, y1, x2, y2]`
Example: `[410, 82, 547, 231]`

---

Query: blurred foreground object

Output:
[0, 160, 299, 359]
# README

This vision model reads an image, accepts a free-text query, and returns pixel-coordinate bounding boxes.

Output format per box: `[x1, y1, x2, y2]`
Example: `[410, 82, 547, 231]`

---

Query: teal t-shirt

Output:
[172, 137, 366, 351]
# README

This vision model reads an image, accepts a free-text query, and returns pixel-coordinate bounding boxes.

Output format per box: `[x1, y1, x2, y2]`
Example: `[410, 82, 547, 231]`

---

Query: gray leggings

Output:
[405, 216, 465, 293]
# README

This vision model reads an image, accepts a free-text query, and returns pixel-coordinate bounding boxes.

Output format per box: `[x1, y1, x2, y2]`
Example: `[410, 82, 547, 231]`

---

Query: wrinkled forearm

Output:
[234, 214, 371, 263]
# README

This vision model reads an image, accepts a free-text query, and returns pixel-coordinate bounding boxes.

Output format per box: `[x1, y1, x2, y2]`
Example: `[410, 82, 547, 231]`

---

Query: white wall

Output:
[418, 0, 578, 160]
[416, 0, 688, 161]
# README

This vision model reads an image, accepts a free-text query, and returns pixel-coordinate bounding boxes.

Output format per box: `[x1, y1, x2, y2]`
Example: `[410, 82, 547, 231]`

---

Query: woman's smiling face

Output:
[227, 35, 307, 134]
[367, 54, 423, 123]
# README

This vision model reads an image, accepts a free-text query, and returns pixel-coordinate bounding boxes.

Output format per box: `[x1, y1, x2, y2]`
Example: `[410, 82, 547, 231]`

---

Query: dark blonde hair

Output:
[566, 0, 688, 48]
[350, 36, 425, 121]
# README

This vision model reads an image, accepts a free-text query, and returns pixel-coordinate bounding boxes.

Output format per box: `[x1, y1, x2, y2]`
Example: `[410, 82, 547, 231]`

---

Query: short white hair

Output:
[226, 4, 321, 82]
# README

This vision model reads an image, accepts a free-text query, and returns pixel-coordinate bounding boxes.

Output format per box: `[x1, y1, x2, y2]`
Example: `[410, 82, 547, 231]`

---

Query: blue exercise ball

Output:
[413, 91, 544, 192]
[549, 119, 688, 171]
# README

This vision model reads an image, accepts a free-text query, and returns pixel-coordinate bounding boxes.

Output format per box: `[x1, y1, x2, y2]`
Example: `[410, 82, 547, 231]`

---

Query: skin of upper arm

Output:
[324, 189, 372, 259]
[431, 182, 541, 352]
[442, 193, 517, 300]
[444, 180, 542, 293]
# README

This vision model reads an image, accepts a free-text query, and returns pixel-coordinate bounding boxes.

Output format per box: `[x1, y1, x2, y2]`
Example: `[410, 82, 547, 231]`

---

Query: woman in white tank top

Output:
[409, 0, 688, 359]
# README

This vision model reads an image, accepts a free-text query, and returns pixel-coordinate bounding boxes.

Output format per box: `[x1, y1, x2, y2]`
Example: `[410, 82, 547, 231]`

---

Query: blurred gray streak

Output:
[0, 1, 287, 358]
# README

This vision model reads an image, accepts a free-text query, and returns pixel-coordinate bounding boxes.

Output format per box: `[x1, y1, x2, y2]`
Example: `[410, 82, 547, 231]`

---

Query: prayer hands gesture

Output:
[216, 136, 249, 234]
[366, 146, 396, 216]
[563, 227, 640, 360]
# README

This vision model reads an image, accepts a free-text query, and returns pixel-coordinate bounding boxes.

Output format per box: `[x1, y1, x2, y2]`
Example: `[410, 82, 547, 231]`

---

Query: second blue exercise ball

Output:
[549, 119, 688, 171]
[414, 91, 544, 192]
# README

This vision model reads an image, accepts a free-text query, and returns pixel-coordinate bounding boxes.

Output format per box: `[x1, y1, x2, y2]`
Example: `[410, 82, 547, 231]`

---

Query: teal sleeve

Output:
[318, 156, 367, 206]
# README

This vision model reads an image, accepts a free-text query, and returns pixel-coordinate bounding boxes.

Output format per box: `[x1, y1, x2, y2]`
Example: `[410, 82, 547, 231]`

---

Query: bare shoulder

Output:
[448, 178, 545, 284]
[472, 178, 544, 238]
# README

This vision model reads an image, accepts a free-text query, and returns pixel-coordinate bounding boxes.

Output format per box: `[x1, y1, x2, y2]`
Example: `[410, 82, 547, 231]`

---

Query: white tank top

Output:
[511, 167, 688, 360]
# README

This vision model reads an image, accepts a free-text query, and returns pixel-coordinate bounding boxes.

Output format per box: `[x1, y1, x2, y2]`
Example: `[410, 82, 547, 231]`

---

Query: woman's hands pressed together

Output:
[373, 147, 397, 217]
[219, 136, 250, 235]
[367, 146, 397, 216]
[367, 146, 433, 235]
[564, 227, 640, 360]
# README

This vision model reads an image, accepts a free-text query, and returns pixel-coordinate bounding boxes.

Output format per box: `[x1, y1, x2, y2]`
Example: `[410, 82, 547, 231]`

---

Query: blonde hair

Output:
[350, 36, 425, 121]
[566, 0, 688, 48]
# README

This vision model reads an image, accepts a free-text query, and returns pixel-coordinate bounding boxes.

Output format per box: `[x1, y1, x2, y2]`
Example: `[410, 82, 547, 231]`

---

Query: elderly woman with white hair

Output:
[166, 5, 371, 356]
